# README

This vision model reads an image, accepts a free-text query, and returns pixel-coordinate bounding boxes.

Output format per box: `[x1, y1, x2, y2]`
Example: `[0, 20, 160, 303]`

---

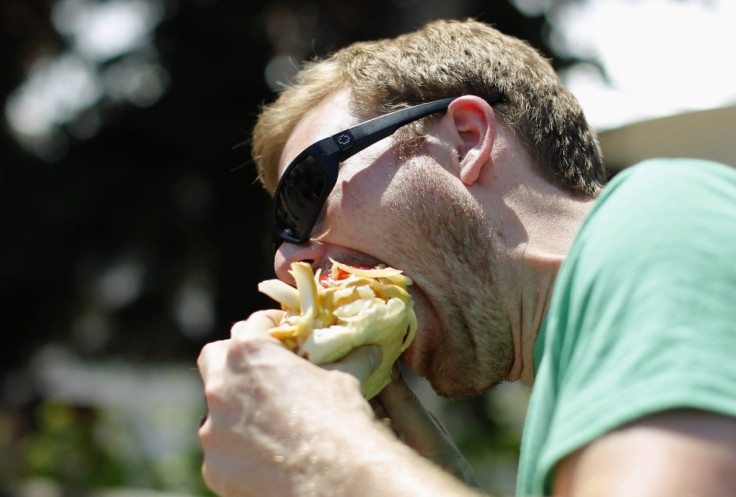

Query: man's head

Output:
[252, 19, 605, 398]
[253, 18, 605, 197]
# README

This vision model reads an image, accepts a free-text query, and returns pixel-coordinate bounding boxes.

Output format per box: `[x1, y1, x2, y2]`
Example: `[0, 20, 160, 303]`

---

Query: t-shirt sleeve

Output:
[537, 159, 736, 486]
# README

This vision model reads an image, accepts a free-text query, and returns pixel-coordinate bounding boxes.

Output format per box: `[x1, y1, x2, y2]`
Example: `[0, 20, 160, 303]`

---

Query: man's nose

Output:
[273, 241, 328, 284]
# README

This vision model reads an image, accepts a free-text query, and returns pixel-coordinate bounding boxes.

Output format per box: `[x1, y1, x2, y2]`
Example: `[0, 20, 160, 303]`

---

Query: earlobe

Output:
[447, 96, 496, 186]
[459, 149, 484, 185]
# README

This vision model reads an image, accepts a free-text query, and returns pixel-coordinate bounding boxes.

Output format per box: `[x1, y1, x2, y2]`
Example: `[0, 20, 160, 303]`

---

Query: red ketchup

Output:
[319, 265, 376, 287]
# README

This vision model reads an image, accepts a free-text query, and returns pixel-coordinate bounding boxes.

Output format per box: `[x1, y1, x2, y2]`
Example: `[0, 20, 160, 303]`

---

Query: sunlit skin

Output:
[274, 88, 593, 394]
[197, 89, 736, 497]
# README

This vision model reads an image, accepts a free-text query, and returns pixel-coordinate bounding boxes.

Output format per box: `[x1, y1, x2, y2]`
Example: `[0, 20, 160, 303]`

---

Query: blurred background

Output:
[1, 1, 734, 496]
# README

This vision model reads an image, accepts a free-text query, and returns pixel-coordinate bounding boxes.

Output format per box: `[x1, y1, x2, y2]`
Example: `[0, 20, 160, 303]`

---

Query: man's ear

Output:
[445, 95, 496, 186]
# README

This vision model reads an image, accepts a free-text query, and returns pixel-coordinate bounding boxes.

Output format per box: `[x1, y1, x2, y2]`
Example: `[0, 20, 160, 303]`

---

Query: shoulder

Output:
[572, 158, 736, 255]
[599, 157, 736, 204]
[551, 156, 736, 337]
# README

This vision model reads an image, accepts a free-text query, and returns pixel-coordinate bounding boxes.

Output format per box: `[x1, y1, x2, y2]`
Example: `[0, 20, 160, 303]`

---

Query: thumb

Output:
[322, 345, 382, 384]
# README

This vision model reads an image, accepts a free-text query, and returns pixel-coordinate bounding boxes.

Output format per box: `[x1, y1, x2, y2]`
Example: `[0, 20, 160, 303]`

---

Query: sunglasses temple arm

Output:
[334, 98, 456, 160]
[334, 94, 502, 160]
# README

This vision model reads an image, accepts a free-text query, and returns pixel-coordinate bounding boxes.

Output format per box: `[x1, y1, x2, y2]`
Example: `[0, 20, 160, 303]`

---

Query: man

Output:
[197, 19, 736, 496]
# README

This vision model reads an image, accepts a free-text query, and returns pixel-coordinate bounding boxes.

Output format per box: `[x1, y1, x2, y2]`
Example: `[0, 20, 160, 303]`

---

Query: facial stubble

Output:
[385, 157, 513, 399]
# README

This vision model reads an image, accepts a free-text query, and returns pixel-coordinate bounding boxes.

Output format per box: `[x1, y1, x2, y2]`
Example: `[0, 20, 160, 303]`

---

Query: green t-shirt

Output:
[516, 158, 736, 496]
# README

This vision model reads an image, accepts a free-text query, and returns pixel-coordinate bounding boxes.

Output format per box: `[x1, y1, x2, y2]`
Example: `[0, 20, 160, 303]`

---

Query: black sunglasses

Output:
[272, 94, 502, 248]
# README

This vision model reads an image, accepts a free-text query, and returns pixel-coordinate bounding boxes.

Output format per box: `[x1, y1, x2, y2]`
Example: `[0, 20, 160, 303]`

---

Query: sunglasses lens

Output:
[275, 155, 328, 243]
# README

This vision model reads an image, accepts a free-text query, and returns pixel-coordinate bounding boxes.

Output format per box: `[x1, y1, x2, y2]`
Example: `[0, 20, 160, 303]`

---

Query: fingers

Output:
[227, 311, 380, 387]
[197, 335, 229, 384]
[230, 309, 285, 339]
[322, 345, 382, 384]
[198, 310, 287, 428]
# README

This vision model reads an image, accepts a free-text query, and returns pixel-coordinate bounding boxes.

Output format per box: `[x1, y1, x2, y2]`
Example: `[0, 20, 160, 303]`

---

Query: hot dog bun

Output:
[258, 259, 417, 399]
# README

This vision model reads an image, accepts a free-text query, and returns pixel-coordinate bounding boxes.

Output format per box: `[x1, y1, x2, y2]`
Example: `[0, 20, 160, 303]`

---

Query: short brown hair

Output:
[252, 18, 605, 196]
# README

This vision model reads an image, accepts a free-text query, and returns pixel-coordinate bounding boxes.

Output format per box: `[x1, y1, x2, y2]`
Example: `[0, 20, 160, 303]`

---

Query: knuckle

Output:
[229, 319, 249, 337]
[198, 420, 213, 447]
[202, 379, 228, 409]
[196, 341, 215, 368]
[238, 335, 266, 355]
[200, 460, 220, 494]
[329, 368, 362, 391]
[226, 336, 265, 367]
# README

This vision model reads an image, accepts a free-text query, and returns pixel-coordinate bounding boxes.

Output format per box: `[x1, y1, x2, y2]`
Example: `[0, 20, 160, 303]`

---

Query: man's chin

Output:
[423, 356, 504, 400]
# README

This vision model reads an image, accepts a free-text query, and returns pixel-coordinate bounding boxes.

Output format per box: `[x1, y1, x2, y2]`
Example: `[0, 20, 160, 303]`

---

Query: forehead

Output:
[278, 89, 359, 178]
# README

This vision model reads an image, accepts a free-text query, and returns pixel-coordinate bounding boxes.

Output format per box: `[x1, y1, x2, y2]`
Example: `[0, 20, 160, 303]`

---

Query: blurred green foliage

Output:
[3, 398, 216, 497]
[20, 403, 125, 488]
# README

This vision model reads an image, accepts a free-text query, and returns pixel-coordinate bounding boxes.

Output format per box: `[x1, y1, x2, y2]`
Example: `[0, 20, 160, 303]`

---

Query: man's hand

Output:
[197, 311, 484, 497]
[197, 310, 382, 497]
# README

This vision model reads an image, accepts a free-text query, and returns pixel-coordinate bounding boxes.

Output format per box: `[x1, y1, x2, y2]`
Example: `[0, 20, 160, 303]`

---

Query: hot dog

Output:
[258, 259, 417, 399]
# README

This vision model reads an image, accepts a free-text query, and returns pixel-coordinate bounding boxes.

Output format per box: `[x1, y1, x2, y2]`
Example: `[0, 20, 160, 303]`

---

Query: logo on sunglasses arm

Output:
[336, 133, 353, 146]
[334, 130, 357, 151]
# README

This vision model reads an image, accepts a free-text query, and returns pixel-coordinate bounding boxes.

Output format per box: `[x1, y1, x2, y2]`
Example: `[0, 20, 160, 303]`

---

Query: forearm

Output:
[291, 421, 486, 497]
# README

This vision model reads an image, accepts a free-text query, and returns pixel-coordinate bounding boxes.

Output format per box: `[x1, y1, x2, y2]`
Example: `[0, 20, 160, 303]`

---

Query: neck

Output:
[469, 127, 596, 386]
[504, 251, 562, 385]
[498, 184, 595, 386]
